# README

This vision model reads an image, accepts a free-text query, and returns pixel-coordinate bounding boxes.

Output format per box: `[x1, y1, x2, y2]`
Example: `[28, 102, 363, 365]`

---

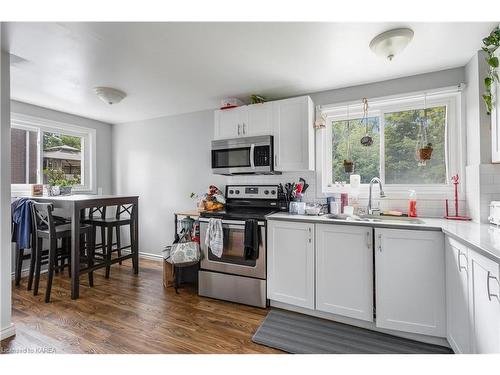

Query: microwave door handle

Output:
[250, 144, 255, 169]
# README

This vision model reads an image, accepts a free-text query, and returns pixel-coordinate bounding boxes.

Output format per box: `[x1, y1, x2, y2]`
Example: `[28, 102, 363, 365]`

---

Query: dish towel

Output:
[244, 219, 260, 260]
[205, 218, 223, 258]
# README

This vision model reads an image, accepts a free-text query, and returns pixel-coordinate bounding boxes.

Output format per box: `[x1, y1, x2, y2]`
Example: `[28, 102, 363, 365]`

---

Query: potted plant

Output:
[481, 26, 500, 115]
[43, 168, 80, 196]
[418, 142, 433, 161]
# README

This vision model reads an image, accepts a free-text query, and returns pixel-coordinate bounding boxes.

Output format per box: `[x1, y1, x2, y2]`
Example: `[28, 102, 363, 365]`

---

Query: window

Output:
[320, 89, 464, 197]
[11, 113, 96, 194]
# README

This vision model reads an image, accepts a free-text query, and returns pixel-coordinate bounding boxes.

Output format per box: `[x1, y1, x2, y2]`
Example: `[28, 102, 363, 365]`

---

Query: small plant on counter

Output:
[482, 26, 500, 115]
[43, 168, 80, 196]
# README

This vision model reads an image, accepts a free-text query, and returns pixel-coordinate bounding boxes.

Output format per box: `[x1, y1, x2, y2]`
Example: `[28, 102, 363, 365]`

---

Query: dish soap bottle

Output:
[408, 190, 417, 217]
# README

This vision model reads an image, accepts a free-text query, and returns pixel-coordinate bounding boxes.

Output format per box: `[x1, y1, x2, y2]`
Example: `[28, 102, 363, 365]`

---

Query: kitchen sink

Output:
[322, 214, 425, 225]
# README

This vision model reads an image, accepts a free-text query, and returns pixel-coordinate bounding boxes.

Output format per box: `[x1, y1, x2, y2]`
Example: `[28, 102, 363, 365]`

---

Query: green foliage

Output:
[331, 117, 380, 184]
[43, 168, 80, 187]
[331, 107, 447, 185]
[481, 26, 500, 115]
[43, 132, 82, 151]
[384, 107, 446, 184]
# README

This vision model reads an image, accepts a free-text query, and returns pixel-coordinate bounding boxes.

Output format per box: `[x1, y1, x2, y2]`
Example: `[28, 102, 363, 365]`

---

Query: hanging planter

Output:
[415, 98, 432, 166]
[344, 104, 354, 173]
[343, 159, 354, 173]
[418, 143, 433, 161]
[360, 98, 374, 146]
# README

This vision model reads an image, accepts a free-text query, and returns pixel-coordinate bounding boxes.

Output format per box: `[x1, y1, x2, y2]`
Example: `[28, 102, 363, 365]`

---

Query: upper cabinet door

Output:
[375, 228, 446, 337]
[272, 96, 314, 172]
[214, 107, 245, 140]
[469, 249, 500, 353]
[245, 102, 272, 137]
[267, 220, 315, 309]
[316, 224, 374, 322]
[445, 236, 472, 353]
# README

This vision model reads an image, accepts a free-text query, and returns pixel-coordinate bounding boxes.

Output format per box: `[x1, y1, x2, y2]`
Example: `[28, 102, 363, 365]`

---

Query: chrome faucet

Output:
[368, 177, 386, 215]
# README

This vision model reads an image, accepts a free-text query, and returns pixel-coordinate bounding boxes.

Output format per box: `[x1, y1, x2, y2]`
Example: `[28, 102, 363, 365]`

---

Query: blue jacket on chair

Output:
[11, 198, 35, 250]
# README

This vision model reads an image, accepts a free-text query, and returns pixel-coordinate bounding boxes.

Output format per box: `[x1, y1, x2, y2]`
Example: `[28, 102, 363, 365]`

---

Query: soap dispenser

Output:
[408, 190, 417, 217]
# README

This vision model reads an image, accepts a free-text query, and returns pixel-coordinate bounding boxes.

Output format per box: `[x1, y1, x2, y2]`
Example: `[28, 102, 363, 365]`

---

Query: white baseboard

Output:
[0, 323, 16, 341]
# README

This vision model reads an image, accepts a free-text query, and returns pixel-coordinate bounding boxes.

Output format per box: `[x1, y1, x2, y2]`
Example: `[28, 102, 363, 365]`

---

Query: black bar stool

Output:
[31, 202, 95, 303]
[83, 204, 137, 278]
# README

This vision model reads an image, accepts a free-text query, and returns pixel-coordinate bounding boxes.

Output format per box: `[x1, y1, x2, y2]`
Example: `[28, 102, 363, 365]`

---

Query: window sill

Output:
[322, 184, 458, 201]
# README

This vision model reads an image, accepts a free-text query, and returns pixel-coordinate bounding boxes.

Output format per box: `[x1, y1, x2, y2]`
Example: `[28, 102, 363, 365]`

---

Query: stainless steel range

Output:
[198, 184, 279, 308]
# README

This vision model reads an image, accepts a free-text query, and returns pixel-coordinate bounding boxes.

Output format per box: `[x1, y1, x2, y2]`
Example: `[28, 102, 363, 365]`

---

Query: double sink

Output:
[323, 214, 425, 225]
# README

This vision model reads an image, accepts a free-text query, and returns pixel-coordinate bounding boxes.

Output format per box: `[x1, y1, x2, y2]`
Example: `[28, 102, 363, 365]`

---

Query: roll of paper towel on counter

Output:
[350, 174, 361, 190]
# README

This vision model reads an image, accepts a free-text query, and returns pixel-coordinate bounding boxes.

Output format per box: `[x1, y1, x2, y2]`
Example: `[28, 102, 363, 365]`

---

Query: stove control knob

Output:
[271, 190, 276, 195]
[229, 190, 234, 195]
[235, 190, 240, 195]
[264, 190, 269, 195]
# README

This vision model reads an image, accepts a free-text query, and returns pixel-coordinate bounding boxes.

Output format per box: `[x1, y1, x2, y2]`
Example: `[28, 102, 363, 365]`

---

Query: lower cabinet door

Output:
[445, 237, 471, 353]
[469, 249, 500, 353]
[315, 224, 374, 322]
[375, 228, 446, 337]
[267, 220, 315, 309]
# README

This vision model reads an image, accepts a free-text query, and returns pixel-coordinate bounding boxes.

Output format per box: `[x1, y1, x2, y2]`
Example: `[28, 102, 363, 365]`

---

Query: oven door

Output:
[199, 218, 266, 279]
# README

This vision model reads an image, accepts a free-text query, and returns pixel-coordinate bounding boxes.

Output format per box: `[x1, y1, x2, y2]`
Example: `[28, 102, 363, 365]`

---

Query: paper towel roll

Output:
[350, 174, 361, 189]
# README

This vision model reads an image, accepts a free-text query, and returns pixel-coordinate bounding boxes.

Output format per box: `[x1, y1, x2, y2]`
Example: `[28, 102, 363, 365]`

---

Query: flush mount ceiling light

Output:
[94, 87, 127, 105]
[369, 28, 414, 61]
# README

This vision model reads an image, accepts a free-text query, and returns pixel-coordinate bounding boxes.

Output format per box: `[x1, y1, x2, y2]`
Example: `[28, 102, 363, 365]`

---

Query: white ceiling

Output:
[5, 22, 497, 124]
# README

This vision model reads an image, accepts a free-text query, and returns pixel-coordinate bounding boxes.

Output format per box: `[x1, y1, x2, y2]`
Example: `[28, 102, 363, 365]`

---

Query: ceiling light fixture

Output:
[94, 87, 127, 105]
[369, 28, 414, 61]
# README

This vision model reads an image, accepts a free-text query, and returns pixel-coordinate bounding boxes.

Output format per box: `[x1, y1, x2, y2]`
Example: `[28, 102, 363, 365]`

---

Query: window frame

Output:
[317, 88, 465, 199]
[11, 113, 97, 195]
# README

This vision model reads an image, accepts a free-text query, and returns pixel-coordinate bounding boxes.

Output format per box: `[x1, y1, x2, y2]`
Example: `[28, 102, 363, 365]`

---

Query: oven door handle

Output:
[199, 217, 265, 226]
[250, 144, 255, 169]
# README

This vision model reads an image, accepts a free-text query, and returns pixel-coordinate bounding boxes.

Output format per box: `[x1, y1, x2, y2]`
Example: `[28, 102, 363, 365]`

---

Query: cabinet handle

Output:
[243, 123, 246, 134]
[237, 124, 241, 136]
[308, 227, 312, 243]
[487, 271, 500, 302]
[458, 251, 467, 273]
[274, 154, 278, 167]
[366, 231, 371, 249]
[377, 234, 382, 252]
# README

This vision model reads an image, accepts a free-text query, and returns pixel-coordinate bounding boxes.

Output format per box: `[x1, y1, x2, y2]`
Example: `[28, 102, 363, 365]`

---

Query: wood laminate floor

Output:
[1, 258, 281, 354]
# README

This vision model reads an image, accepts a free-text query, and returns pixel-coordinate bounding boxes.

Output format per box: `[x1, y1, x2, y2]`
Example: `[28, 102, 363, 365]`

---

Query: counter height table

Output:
[31, 195, 139, 299]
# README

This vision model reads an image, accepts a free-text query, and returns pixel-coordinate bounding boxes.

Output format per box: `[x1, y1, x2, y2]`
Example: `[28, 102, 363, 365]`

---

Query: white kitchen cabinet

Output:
[214, 103, 273, 140]
[272, 96, 314, 172]
[491, 49, 500, 163]
[445, 236, 471, 353]
[469, 249, 500, 353]
[246, 102, 273, 136]
[316, 224, 373, 322]
[214, 106, 245, 139]
[267, 220, 315, 309]
[374, 228, 446, 337]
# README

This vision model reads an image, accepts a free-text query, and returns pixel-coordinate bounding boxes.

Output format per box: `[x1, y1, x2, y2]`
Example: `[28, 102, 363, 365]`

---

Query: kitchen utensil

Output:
[299, 177, 309, 193]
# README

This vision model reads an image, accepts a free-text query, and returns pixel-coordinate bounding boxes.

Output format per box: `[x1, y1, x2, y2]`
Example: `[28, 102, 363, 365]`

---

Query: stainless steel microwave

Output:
[211, 135, 279, 175]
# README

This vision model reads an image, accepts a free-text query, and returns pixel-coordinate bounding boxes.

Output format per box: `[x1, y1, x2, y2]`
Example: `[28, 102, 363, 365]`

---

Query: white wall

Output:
[112, 110, 224, 256]
[464, 51, 500, 223]
[1, 32, 15, 340]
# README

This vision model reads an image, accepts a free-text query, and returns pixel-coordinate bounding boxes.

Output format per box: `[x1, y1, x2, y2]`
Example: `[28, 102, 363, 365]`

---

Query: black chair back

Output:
[116, 204, 136, 220]
[31, 203, 56, 238]
[88, 206, 106, 219]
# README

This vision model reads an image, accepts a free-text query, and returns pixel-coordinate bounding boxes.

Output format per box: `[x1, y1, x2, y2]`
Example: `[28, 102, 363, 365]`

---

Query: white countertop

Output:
[266, 212, 500, 263]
